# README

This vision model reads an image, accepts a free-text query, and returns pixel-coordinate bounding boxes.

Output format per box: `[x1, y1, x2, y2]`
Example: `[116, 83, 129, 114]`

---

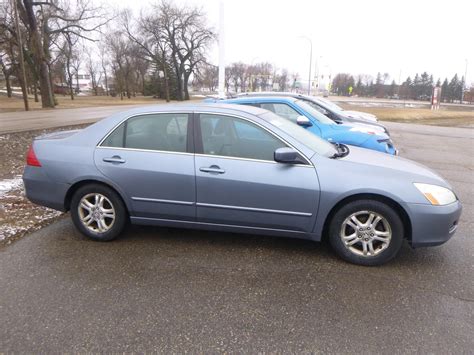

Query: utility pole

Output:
[398, 69, 402, 97]
[12, 0, 29, 111]
[461, 59, 468, 104]
[218, 0, 225, 98]
[298, 36, 312, 95]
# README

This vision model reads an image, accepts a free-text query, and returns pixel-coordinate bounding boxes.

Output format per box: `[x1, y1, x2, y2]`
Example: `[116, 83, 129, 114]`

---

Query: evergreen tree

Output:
[355, 77, 363, 96]
[448, 74, 460, 103]
[375, 72, 383, 97]
[460, 76, 466, 102]
[388, 80, 397, 97]
[401, 76, 412, 100]
[413, 73, 421, 99]
[441, 78, 449, 102]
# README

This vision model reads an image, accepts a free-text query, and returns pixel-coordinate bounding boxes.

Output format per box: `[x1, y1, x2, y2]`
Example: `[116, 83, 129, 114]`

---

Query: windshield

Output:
[259, 111, 337, 158]
[294, 100, 335, 125]
[314, 97, 345, 112]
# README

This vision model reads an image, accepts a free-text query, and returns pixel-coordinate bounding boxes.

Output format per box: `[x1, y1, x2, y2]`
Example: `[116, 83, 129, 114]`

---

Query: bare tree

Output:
[157, 0, 215, 100]
[227, 62, 246, 92]
[0, 53, 13, 98]
[106, 29, 135, 99]
[57, 32, 80, 100]
[193, 62, 217, 92]
[15, 0, 110, 108]
[97, 40, 109, 95]
[274, 68, 289, 92]
[123, 8, 171, 101]
[0, 0, 30, 109]
[132, 54, 149, 96]
[85, 47, 102, 95]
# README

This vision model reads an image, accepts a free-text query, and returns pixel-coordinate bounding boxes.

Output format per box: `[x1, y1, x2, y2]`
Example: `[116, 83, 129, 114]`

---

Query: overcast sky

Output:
[108, 0, 473, 85]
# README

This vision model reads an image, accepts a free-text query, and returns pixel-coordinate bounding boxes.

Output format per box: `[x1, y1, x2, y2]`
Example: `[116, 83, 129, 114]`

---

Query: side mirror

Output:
[274, 147, 305, 164]
[296, 115, 312, 127]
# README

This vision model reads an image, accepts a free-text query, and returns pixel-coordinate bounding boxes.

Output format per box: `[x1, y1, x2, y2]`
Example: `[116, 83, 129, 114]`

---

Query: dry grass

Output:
[339, 104, 474, 127]
[2, 94, 473, 127]
[0, 95, 168, 113]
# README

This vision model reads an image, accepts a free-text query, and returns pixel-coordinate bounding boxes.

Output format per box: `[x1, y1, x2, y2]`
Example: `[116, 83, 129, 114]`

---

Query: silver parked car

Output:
[23, 104, 462, 265]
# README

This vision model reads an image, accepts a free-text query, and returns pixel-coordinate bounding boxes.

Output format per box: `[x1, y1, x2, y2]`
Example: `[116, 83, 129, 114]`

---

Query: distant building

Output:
[72, 72, 92, 92]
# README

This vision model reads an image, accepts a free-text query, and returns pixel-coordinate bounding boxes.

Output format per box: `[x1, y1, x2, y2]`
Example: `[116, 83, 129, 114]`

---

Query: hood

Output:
[337, 121, 385, 134]
[324, 124, 388, 146]
[340, 145, 449, 187]
[344, 110, 378, 122]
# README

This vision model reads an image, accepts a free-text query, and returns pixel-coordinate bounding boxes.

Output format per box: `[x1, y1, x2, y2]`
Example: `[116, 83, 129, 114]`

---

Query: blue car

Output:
[210, 96, 397, 155]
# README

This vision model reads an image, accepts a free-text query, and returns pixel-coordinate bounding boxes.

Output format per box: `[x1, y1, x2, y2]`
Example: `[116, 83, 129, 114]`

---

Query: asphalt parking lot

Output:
[0, 121, 473, 353]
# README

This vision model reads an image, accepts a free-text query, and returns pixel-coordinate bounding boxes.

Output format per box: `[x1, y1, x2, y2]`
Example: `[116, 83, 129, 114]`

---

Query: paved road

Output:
[0, 123, 473, 352]
[2, 102, 474, 134]
[0, 105, 144, 133]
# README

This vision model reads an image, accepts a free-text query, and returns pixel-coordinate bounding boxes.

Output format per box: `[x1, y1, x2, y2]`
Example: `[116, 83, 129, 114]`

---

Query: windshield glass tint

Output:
[259, 111, 337, 158]
[316, 97, 344, 112]
[295, 100, 335, 125]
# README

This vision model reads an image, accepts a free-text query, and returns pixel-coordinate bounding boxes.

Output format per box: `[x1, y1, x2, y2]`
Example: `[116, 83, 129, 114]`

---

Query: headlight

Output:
[414, 183, 457, 205]
[377, 138, 394, 153]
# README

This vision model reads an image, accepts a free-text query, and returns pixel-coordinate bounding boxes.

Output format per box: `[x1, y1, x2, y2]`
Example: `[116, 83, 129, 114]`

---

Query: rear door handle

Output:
[199, 165, 225, 174]
[103, 156, 126, 164]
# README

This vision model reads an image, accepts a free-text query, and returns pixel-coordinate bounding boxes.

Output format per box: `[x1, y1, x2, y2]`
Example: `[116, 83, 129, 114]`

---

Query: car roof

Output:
[237, 91, 305, 99]
[224, 96, 298, 104]
[234, 92, 329, 104]
[110, 102, 270, 117]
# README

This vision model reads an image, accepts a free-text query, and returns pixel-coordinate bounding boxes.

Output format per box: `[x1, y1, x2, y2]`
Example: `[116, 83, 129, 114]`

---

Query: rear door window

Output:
[101, 113, 189, 153]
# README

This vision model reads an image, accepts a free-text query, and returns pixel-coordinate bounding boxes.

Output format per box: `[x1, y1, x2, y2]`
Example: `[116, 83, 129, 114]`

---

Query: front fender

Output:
[311, 187, 412, 240]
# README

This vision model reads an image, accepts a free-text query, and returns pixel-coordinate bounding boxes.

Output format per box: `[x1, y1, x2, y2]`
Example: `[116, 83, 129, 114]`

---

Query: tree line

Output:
[2, 1, 470, 110]
[193, 61, 292, 93]
[331, 71, 469, 103]
[0, 0, 216, 110]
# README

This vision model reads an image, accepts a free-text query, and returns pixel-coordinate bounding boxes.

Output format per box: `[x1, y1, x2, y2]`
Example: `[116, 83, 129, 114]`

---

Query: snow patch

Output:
[0, 176, 23, 197]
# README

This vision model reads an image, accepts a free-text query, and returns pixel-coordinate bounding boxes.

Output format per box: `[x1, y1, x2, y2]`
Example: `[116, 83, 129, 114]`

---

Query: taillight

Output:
[26, 145, 42, 167]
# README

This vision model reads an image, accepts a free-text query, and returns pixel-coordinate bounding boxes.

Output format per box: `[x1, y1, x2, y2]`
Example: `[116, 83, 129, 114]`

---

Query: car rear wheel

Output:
[328, 200, 404, 266]
[70, 184, 127, 241]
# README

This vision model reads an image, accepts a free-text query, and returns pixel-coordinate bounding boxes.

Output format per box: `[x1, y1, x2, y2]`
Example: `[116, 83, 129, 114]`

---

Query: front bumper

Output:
[406, 200, 462, 248]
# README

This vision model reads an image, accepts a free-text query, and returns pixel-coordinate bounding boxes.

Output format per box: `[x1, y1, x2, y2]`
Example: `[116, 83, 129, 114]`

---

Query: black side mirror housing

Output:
[274, 147, 306, 164]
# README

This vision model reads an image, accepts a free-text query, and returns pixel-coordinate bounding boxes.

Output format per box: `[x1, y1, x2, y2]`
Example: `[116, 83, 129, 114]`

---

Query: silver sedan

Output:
[22, 104, 462, 265]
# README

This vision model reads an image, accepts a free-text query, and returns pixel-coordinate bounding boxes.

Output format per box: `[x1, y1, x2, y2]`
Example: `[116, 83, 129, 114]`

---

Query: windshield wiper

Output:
[330, 142, 350, 159]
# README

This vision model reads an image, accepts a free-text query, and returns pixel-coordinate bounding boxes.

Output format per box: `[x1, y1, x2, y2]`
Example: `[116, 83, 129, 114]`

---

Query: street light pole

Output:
[218, 0, 225, 98]
[299, 36, 312, 95]
[461, 59, 468, 104]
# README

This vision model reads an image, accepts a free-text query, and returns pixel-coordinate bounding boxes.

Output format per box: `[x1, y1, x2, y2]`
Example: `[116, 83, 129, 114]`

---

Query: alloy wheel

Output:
[339, 210, 392, 257]
[78, 193, 116, 233]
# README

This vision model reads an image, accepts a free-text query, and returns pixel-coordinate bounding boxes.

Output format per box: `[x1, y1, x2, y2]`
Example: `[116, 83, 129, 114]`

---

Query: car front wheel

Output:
[328, 200, 404, 266]
[70, 183, 127, 241]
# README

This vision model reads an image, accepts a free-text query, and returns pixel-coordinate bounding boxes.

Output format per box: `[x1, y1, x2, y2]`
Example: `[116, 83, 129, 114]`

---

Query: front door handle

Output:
[103, 156, 126, 164]
[199, 165, 225, 174]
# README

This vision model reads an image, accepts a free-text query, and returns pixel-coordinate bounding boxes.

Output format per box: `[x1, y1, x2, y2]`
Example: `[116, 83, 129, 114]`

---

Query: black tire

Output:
[328, 199, 404, 266]
[70, 183, 127, 241]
